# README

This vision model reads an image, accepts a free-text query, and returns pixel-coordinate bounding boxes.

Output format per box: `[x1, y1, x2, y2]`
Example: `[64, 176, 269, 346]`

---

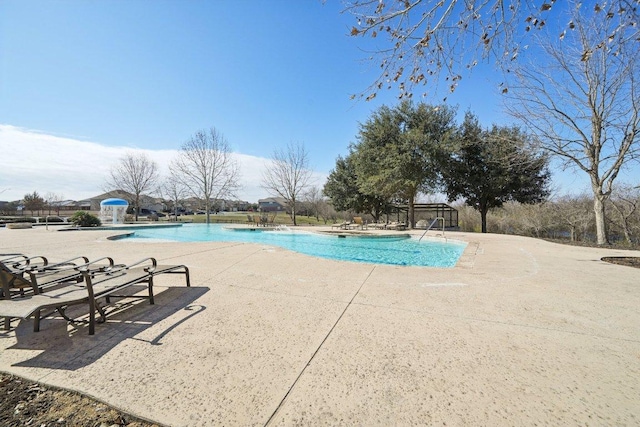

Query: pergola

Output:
[389, 203, 458, 228]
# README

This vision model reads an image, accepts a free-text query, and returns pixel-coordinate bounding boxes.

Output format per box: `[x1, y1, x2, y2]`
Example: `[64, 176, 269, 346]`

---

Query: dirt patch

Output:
[0, 373, 160, 427]
[544, 239, 640, 268]
[601, 257, 640, 268]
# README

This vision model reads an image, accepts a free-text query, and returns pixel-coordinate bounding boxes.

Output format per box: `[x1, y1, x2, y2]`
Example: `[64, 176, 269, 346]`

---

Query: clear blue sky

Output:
[0, 0, 590, 203]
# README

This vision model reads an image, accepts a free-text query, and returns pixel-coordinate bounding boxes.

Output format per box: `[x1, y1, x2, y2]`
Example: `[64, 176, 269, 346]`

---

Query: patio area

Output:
[1, 226, 639, 426]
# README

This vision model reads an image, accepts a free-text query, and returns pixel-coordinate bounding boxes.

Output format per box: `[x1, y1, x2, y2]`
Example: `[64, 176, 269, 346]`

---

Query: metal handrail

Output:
[418, 217, 446, 242]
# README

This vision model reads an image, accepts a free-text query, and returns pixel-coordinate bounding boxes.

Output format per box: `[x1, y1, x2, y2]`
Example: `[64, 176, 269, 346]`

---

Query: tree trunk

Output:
[592, 190, 609, 245]
[408, 194, 415, 229]
[622, 221, 632, 244]
[291, 199, 297, 226]
[480, 205, 488, 233]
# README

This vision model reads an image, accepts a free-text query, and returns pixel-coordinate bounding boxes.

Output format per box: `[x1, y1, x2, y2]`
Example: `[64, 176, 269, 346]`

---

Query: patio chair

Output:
[0, 257, 190, 335]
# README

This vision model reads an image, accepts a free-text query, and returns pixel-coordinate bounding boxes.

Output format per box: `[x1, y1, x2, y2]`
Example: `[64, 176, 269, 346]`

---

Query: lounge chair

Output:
[386, 221, 406, 230]
[331, 221, 350, 230]
[1, 253, 44, 270]
[350, 217, 367, 230]
[1, 256, 118, 330]
[1, 253, 29, 263]
[1, 256, 93, 299]
[0, 257, 190, 335]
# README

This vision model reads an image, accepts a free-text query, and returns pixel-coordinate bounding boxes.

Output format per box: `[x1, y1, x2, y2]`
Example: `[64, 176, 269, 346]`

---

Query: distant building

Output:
[87, 190, 166, 213]
[228, 199, 250, 212]
[216, 199, 250, 212]
[87, 190, 134, 211]
[258, 197, 288, 212]
[50, 199, 91, 212]
[0, 201, 12, 214]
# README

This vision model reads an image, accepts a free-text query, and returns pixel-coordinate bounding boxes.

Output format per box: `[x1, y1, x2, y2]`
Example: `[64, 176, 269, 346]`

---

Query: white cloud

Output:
[0, 125, 327, 203]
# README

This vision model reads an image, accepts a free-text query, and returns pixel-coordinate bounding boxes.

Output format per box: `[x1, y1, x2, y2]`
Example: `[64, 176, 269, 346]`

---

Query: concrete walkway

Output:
[1, 226, 639, 426]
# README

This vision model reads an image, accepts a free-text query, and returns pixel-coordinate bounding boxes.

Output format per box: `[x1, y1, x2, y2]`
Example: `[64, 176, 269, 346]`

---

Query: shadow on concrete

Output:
[4, 286, 209, 370]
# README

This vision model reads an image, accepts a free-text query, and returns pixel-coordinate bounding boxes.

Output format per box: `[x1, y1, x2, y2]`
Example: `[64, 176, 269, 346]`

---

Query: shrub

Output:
[44, 216, 65, 223]
[69, 211, 102, 227]
[17, 217, 37, 223]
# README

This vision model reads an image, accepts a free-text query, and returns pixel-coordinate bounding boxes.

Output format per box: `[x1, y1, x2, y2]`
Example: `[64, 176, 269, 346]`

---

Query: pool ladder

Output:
[418, 217, 446, 242]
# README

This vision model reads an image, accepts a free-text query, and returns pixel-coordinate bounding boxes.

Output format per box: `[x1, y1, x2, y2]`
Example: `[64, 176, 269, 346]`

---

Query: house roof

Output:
[86, 189, 134, 202]
[258, 197, 288, 205]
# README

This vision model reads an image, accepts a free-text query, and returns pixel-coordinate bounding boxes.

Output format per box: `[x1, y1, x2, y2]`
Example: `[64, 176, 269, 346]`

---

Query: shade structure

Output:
[100, 198, 128, 224]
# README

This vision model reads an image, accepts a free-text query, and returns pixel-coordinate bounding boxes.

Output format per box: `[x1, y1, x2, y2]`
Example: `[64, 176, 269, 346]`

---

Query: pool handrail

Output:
[418, 217, 447, 242]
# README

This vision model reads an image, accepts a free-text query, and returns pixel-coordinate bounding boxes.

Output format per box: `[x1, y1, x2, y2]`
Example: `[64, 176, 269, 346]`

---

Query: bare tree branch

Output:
[105, 152, 159, 221]
[345, 0, 640, 100]
[170, 128, 241, 224]
[505, 2, 640, 244]
[261, 142, 314, 226]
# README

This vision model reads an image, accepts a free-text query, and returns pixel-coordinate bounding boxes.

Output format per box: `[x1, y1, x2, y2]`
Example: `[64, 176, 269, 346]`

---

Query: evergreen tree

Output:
[23, 191, 45, 216]
[323, 154, 387, 221]
[353, 101, 456, 227]
[442, 112, 550, 233]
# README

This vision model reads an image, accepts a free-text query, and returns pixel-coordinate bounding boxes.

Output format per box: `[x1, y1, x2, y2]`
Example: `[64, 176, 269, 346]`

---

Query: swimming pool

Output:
[122, 224, 467, 267]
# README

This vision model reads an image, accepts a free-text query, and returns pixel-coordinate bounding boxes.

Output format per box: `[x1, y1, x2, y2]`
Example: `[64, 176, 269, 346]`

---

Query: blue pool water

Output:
[123, 224, 466, 267]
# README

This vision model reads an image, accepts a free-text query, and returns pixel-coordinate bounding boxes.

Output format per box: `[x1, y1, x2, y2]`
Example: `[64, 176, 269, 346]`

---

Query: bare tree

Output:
[170, 128, 241, 224]
[506, 3, 640, 245]
[262, 142, 313, 226]
[609, 184, 640, 244]
[303, 186, 325, 221]
[106, 152, 159, 221]
[44, 192, 64, 216]
[160, 175, 190, 221]
[552, 194, 595, 242]
[345, 1, 639, 100]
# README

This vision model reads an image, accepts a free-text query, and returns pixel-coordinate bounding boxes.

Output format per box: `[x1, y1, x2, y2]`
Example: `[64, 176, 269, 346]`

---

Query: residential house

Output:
[258, 197, 288, 213]
[87, 190, 134, 211]
[88, 190, 166, 213]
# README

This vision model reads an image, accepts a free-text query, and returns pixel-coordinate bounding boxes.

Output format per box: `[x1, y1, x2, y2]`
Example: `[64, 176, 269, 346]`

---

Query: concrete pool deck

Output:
[1, 226, 639, 426]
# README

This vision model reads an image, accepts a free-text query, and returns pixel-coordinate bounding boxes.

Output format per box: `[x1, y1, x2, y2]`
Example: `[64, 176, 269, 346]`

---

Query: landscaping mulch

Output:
[601, 257, 640, 269]
[0, 373, 159, 427]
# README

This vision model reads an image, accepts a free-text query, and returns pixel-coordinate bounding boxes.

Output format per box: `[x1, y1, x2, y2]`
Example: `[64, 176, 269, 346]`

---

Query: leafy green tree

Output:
[353, 101, 456, 227]
[346, 1, 639, 245]
[23, 191, 45, 216]
[323, 154, 387, 221]
[441, 112, 550, 233]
